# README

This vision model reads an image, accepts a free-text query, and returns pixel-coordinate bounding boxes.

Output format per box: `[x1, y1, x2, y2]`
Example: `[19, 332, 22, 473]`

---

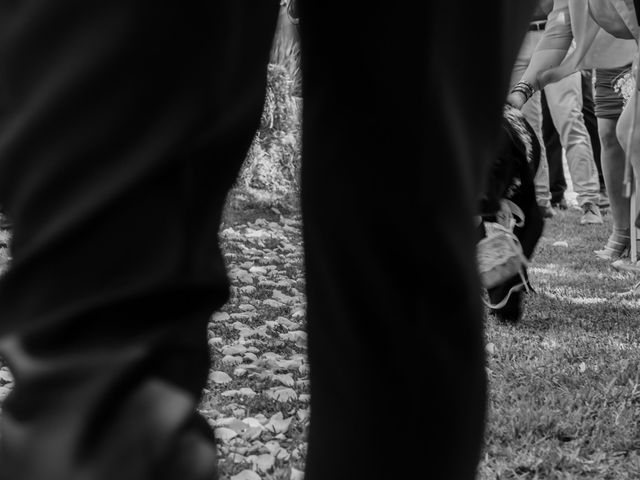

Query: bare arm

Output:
[507, 0, 574, 107]
[521, 1, 574, 90]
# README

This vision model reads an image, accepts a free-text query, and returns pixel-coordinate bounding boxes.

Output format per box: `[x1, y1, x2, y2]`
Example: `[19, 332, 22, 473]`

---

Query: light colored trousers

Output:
[511, 30, 601, 207]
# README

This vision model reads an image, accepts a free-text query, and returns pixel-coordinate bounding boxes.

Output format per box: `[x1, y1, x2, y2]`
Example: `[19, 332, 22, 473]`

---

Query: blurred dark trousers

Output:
[543, 70, 604, 204]
[0, 1, 535, 479]
[542, 91, 566, 204]
[581, 70, 604, 192]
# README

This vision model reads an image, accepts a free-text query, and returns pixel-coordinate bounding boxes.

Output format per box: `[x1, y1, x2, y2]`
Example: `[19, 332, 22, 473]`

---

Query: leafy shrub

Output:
[269, 4, 301, 98]
[238, 63, 302, 203]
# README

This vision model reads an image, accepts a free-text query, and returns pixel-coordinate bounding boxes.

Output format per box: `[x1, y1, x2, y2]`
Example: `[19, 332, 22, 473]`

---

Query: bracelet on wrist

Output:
[510, 81, 535, 101]
[516, 80, 535, 93]
[511, 87, 530, 99]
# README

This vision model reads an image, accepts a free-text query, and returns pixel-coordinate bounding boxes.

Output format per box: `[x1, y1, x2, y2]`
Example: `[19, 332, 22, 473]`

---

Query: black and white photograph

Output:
[0, 1, 639, 479]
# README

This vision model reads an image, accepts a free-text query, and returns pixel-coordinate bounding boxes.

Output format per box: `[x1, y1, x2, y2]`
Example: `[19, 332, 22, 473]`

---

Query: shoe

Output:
[580, 202, 603, 225]
[551, 198, 568, 210]
[594, 231, 630, 260]
[612, 258, 640, 273]
[539, 205, 555, 219]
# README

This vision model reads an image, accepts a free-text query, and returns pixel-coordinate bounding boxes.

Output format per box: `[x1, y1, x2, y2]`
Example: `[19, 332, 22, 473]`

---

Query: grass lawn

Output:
[0, 193, 639, 480]
[214, 192, 640, 480]
[208, 192, 640, 479]
[480, 205, 640, 479]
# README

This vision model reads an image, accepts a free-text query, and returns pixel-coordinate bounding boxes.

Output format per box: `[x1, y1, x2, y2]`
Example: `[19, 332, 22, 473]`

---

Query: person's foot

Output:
[580, 202, 603, 225]
[612, 258, 640, 273]
[551, 198, 568, 210]
[539, 205, 555, 219]
[594, 231, 630, 260]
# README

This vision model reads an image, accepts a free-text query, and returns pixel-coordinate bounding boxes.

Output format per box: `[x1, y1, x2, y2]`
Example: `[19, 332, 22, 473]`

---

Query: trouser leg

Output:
[0, 2, 279, 479]
[523, 92, 553, 208]
[581, 70, 605, 192]
[545, 72, 601, 206]
[542, 90, 567, 204]
[299, 1, 535, 478]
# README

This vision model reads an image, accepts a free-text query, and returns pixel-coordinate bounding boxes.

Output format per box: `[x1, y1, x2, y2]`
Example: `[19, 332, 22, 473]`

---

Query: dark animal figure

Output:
[478, 106, 544, 323]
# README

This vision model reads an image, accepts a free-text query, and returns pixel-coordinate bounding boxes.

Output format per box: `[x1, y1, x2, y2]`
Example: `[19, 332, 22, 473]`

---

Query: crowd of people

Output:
[510, 0, 607, 226]
[507, 0, 640, 272]
[0, 0, 637, 479]
[479, 0, 640, 324]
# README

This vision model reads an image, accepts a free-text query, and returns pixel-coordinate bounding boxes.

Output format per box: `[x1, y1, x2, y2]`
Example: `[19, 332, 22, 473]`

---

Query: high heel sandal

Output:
[594, 232, 630, 260]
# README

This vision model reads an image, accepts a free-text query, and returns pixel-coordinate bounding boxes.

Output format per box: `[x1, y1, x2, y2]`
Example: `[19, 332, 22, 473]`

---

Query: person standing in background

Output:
[581, 69, 609, 209]
[542, 90, 568, 210]
[507, 0, 639, 244]
[510, 0, 604, 225]
[543, 69, 608, 211]
[593, 63, 636, 261]
[510, 0, 556, 219]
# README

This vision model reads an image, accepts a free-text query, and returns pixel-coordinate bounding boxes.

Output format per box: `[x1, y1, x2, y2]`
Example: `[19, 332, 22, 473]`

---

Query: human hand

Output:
[505, 91, 527, 109]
